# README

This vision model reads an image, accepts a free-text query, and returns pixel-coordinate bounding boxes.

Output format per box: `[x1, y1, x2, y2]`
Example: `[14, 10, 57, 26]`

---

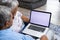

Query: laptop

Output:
[22, 10, 51, 38]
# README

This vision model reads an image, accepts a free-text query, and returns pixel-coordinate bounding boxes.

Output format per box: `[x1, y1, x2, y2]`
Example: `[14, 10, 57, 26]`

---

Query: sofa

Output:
[18, 0, 47, 9]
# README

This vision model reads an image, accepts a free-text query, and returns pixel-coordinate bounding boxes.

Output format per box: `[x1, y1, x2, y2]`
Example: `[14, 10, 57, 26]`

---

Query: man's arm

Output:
[21, 15, 29, 23]
[40, 35, 48, 40]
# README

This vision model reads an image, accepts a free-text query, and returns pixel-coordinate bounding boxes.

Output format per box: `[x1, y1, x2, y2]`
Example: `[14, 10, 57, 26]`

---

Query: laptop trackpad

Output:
[28, 25, 45, 32]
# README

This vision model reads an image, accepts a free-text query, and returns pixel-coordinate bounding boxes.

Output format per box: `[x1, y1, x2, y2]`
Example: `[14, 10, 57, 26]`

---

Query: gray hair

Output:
[0, 6, 11, 27]
[0, 0, 19, 9]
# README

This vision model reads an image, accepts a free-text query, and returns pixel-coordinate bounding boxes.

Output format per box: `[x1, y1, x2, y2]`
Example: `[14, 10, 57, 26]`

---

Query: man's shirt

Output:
[0, 28, 34, 40]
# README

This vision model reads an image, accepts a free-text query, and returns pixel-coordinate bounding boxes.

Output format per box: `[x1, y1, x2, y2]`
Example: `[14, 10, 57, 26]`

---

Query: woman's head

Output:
[0, 0, 19, 18]
[11, 1, 19, 17]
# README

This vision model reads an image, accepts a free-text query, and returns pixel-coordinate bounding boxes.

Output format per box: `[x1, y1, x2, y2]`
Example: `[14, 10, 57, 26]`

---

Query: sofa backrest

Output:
[22, 0, 40, 3]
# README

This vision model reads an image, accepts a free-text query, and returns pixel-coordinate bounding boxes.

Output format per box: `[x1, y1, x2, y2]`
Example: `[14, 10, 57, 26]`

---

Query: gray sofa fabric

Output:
[21, 0, 40, 3]
[18, 0, 47, 9]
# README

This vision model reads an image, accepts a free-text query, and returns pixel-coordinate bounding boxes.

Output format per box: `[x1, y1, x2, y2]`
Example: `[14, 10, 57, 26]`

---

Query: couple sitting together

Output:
[0, 0, 48, 40]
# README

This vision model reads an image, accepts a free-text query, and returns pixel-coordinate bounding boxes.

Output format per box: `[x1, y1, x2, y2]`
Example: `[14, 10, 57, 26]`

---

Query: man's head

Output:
[0, 0, 19, 18]
[0, 6, 13, 30]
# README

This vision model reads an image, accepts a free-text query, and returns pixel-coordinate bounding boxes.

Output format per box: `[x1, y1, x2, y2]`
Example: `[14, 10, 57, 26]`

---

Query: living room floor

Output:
[18, 0, 60, 26]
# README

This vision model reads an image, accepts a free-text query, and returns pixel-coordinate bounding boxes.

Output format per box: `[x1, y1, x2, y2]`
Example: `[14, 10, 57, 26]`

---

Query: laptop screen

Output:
[30, 10, 51, 27]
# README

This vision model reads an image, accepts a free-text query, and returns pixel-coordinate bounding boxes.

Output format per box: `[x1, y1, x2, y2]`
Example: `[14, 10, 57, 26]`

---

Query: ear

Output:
[5, 21, 10, 27]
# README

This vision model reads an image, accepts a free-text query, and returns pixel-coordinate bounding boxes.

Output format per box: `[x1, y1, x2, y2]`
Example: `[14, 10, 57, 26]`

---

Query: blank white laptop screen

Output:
[30, 11, 51, 27]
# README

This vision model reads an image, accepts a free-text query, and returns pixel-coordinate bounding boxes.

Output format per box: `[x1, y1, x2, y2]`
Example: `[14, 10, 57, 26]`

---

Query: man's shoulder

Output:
[7, 32, 25, 40]
[10, 31, 24, 37]
[0, 29, 24, 40]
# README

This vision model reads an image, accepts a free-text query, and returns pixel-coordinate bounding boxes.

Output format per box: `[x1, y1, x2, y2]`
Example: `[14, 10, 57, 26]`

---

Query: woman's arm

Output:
[21, 15, 29, 23]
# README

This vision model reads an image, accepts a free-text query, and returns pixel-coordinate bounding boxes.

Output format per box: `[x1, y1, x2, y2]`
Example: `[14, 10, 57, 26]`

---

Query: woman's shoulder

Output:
[16, 11, 22, 17]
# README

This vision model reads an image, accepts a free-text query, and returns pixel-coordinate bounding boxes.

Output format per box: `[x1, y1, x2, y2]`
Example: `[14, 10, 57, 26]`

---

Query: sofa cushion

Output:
[19, 0, 47, 9]
[22, 0, 40, 3]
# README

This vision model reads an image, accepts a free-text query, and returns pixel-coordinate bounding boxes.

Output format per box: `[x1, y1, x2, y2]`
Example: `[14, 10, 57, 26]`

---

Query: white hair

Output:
[0, 5, 11, 21]
[0, 5, 12, 28]
[0, 0, 19, 9]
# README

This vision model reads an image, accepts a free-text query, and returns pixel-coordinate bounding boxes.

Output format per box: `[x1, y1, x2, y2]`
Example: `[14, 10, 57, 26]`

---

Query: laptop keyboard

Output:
[28, 25, 45, 32]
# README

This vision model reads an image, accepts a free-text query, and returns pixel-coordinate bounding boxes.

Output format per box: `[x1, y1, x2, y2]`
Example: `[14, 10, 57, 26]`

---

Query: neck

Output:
[0, 25, 12, 30]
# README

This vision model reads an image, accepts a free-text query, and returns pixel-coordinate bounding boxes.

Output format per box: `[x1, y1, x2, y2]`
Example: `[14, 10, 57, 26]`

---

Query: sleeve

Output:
[23, 35, 35, 40]
[46, 30, 54, 40]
